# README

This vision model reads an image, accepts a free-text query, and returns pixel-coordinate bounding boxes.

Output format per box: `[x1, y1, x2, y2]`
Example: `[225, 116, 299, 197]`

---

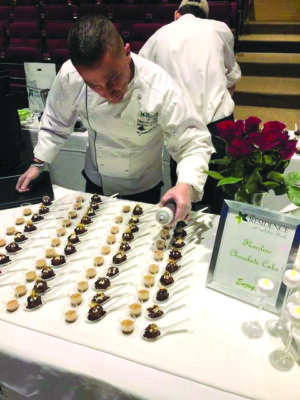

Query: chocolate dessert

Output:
[147, 305, 164, 319]
[24, 221, 37, 233]
[166, 261, 181, 274]
[92, 293, 110, 305]
[67, 233, 80, 244]
[128, 223, 139, 233]
[87, 304, 106, 321]
[91, 193, 102, 204]
[94, 277, 111, 290]
[156, 288, 169, 301]
[5, 242, 21, 253]
[31, 213, 44, 223]
[14, 232, 28, 243]
[74, 223, 87, 235]
[90, 201, 99, 211]
[112, 251, 127, 265]
[176, 220, 187, 229]
[26, 292, 42, 309]
[81, 215, 92, 225]
[160, 271, 174, 286]
[86, 207, 96, 218]
[128, 216, 139, 224]
[33, 279, 49, 294]
[143, 323, 161, 339]
[51, 255, 66, 266]
[173, 228, 187, 239]
[42, 195, 52, 206]
[0, 254, 10, 264]
[106, 266, 119, 277]
[119, 241, 131, 252]
[41, 266, 55, 280]
[172, 238, 185, 249]
[64, 243, 77, 256]
[122, 230, 134, 242]
[169, 249, 182, 260]
[39, 205, 50, 215]
[132, 204, 143, 216]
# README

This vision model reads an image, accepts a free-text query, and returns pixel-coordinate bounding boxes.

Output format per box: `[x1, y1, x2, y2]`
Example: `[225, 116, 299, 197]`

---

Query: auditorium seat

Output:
[77, 4, 108, 18]
[50, 47, 69, 68]
[108, 4, 147, 39]
[13, 6, 40, 22]
[0, 6, 11, 31]
[5, 45, 43, 62]
[0, 20, 7, 52]
[208, 1, 232, 27]
[149, 4, 178, 23]
[45, 21, 73, 59]
[9, 22, 41, 48]
[43, 5, 74, 22]
[130, 22, 163, 53]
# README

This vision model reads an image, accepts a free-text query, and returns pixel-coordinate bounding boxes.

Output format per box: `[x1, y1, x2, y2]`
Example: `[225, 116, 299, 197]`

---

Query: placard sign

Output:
[206, 200, 300, 314]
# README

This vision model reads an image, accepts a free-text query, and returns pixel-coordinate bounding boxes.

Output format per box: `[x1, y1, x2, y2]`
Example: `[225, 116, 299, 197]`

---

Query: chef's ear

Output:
[124, 43, 131, 60]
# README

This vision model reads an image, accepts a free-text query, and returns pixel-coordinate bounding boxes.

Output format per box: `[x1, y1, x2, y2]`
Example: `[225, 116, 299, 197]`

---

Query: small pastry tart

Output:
[115, 215, 123, 224]
[153, 250, 164, 262]
[57, 227, 67, 237]
[129, 302, 142, 317]
[110, 226, 119, 234]
[68, 210, 77, 220]
[45, 247, 56, 259]
[93, 256, 105, 267]
[148, 263, 159, 274]
[15, 217, 25, 225]
[51, 238, 61, 247]
[23, 207, 32, 216]
[120, 318, 135, 334]
[101, 245, 111, 255]
[15, 284, 27, 297]
[25, 270, 37, 282]
[62, 219, 71, 228]
[138, 289, 149, 302]
[156, 240, 166, 250]
[143, 274, 155, 287]
[86, 267, 97, 279]
[73, 202, 82, 210]
[122, 205, 131, 213]
[106, 235, 116, 245]
[70, 292, 82, 306]
[6, 299, 19, 312]
[64, 309, 78, 323]
[36, 259, 47, 269]
[6, 226, 16, 235]
[77, 280, 88, 293]
[160, 229, 170, 240]
[76, 195, 85, 203]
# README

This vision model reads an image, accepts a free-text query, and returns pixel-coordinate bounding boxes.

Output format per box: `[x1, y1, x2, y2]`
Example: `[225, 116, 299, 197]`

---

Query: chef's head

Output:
[69, 15, 133, 104]
[175, 0, 209, 20]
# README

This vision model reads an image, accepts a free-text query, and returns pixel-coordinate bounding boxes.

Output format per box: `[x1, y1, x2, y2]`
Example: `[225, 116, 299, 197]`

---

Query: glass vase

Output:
[234, 193, 265, 207]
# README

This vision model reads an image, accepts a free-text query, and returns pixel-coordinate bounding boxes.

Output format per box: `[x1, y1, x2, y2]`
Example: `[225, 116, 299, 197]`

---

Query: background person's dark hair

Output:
[178, 5, 207, 19]
[68, 15, 123, 67]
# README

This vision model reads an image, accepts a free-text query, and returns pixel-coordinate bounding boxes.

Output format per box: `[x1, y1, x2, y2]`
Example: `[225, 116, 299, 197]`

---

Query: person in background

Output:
[139, 0, 241, 214]
[16, 15, 213, 223]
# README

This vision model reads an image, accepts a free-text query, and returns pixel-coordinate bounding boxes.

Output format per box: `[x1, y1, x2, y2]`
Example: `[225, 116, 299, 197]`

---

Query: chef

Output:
[17, 15, 213, 222]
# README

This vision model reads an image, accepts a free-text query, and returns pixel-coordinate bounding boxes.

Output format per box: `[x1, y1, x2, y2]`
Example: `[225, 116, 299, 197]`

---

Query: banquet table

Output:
[0, 186, 299, 400]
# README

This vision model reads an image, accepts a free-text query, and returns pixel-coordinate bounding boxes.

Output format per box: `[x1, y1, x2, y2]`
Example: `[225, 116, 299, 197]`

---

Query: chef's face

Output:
[76, 44, 133, 104]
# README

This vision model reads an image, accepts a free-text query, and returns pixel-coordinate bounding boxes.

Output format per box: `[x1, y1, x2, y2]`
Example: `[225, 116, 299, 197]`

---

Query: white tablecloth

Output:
[0, 186, 299, 400]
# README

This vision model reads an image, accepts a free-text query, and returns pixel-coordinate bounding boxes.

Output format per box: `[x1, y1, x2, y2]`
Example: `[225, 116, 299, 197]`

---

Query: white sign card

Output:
[206, 200, 300, 314]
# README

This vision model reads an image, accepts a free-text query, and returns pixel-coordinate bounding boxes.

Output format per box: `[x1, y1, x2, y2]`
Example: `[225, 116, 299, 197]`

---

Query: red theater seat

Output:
[130, 22, 163, 53]
[9, 22, 41, 48]
[13, 6, 40, 22]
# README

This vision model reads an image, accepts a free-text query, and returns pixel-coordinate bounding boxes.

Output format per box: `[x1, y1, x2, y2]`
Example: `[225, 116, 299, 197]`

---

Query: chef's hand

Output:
[16, 166, 40, 192]
[160, 183, 192, 224]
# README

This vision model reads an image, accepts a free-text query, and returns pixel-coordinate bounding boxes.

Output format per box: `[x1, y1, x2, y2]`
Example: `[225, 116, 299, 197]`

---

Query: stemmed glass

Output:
[241, 276, 276, 339]
[267, 266, 300, 338]
[269, 301, 300, 371]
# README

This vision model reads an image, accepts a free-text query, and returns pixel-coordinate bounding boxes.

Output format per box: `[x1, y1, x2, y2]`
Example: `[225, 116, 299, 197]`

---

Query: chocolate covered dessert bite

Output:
[39, 205, 50, 215]
[24, 221, 37, 233]
[14, 232, 28, 243]
[173, 228, 187, 239]
[169, 249, 182, 260]
[128, 216, 139, 224]
[26, 291, 42, 309]
[176, 220, 187, 229]
[31, 213, 44, 223]
[112, 251, 126, 265]
[166, 261, 181, 274]
[147, 305, 163, 319]
[42, 195, 52, 206]
[90, 201, 99, 211]
[106, 266, 119, 277]
[94, 277, 111, 290]
[91, 193, 102, 204]
[122, 229, 134, 242]
[86, 207, 96, 218]
[119, 241, 131, 252]
[92, 293, 110, 305]
[87, 303, 106, 321]
[132, 204, 143, 216]
[41, 266, 55, 280]
[128, 223, 139, 233]
[51, 255, 66, 266]
[81, 215, 92, 225]
[64, 243, 77, 256]
[33, 279, 49, 294]
[0, 253, 10, 265]
[5, 242, 21, 253]
[74, 223, 87, 235]
[143, 323, 161, 339]
[156, 287, 169, 301]
[172, 237, 185, 249]
[67, 233, 80, 244]
[160, 271, 174, 286]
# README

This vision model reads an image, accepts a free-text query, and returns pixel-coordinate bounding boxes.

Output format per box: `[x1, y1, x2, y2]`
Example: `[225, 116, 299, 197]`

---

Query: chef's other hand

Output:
[160, 183, 192, 223]
[16, 166, 41, 192]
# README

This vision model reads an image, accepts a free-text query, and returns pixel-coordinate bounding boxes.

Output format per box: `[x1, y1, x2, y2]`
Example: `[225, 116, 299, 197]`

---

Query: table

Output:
[0, 186, 299, 400]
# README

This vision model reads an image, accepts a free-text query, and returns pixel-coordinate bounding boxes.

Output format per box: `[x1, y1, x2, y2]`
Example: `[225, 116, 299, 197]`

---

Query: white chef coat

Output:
[34, 53, 213, 199]
[139, 14, 241, 125]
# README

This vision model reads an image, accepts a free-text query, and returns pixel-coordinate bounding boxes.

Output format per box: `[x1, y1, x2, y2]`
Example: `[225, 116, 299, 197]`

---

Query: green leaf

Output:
[204, 170, 224, 180]
[209, 159, 229, 165]
[287, 186, 300, 206]
[273, 184, 287, 195]
[245, 168, 263, 194]
[284, 171, 300, 186]
[263, 181, 280, 189]
[217, 177, 243, 186]
[263, 155, 274, 165]
[284, 171, 300, 206]
[267, 171, 284, 183]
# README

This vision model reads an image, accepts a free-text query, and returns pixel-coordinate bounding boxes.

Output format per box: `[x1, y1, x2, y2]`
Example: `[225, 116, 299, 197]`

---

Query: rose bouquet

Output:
[206, 117, 300, 205]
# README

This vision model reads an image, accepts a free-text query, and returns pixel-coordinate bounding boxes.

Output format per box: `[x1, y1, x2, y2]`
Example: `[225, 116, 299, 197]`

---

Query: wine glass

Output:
[267, 266, 300, 337]
[241, 276, 276, 339]
[269, 301, 300, 372]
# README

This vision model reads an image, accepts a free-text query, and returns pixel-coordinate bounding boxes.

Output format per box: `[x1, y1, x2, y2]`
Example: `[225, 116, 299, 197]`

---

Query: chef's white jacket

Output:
[34, 53, 213, 199]
[139, 14, 241, 125]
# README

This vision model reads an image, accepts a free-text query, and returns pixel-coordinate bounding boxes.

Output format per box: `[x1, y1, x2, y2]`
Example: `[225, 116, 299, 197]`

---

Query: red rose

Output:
[279, 140, 297, 160]
[249, 131, 283, 151]
[263, 121, 286, 134]
[234, 120, 244, 137]
[216, 120, 236, 143]
[227, 138, 254, 159]
[245, 116, 261, 134]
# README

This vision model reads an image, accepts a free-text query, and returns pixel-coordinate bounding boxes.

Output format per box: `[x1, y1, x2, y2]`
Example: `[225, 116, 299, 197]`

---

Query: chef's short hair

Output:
[68, 15, 123, 66]
[178, 5, 208, 19]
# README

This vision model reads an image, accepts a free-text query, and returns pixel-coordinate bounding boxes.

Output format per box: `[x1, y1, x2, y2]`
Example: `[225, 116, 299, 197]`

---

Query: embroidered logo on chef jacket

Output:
[136, 112, 159, 135]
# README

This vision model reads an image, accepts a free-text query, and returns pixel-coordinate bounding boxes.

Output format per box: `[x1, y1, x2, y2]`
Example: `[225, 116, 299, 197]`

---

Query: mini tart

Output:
[0, 239, 6, 247]
[23, 207, 32, 216]
[87, 304, 106, 321]
[62, 219, 71, 228]
[24, 221, 37, 233]
[51, 238, 61, 247]
[93, 256, 105, 267]
[129, 302, 142, 316]
[138, 289, 149, 302]
[94, 277, 111, 290]
[77, 280, 88, 292]
[6, 299, 19, 312]
[143, 275, 155, 287]
[14, 232, 27, 243]
[76, 195, 85, 203]
[162, 225, 171, 231]
[5, 242, 21, 253]
[42, 195, 52, 206]
[15, 217, 25, 225]
[153, 250, 164, 261]
[149, 263, 159, 274]
[120, 318, 134, 334]
[70, 292, 82, 306]
[160, 229, 170, 240]
[0, 254, 10, 264]
[25, 270, 37, 282]
[132, 204, 143, 216]
[6, 226, 16, 235]
[36, 258, 47, 269]
[68, 233, 80, 244]
[45, 248, 56, 258]
[156, 240, 166, 250]
[110, 226, 119, 234]
[92, 292, 110, 305]
[106, 234, 116, 245]
[68, 210, 77, 219]
[101, 245, 111, 255]
[143, 323, 161, 339]
[33, 279, 49, 294]
[86, 267, 97, 279]
[57, 227, 66, 237]
[15, 284, 27, 297]
[65, 309, 77, 323]
[122, 205, 131, 213]
[114, 215, 123, 224]
[106, 266, 119, 277]
[91, 193, 102, 204]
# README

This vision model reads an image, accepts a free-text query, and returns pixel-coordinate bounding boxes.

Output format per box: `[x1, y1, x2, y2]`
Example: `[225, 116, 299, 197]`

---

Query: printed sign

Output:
[206, 200, 300, 314]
